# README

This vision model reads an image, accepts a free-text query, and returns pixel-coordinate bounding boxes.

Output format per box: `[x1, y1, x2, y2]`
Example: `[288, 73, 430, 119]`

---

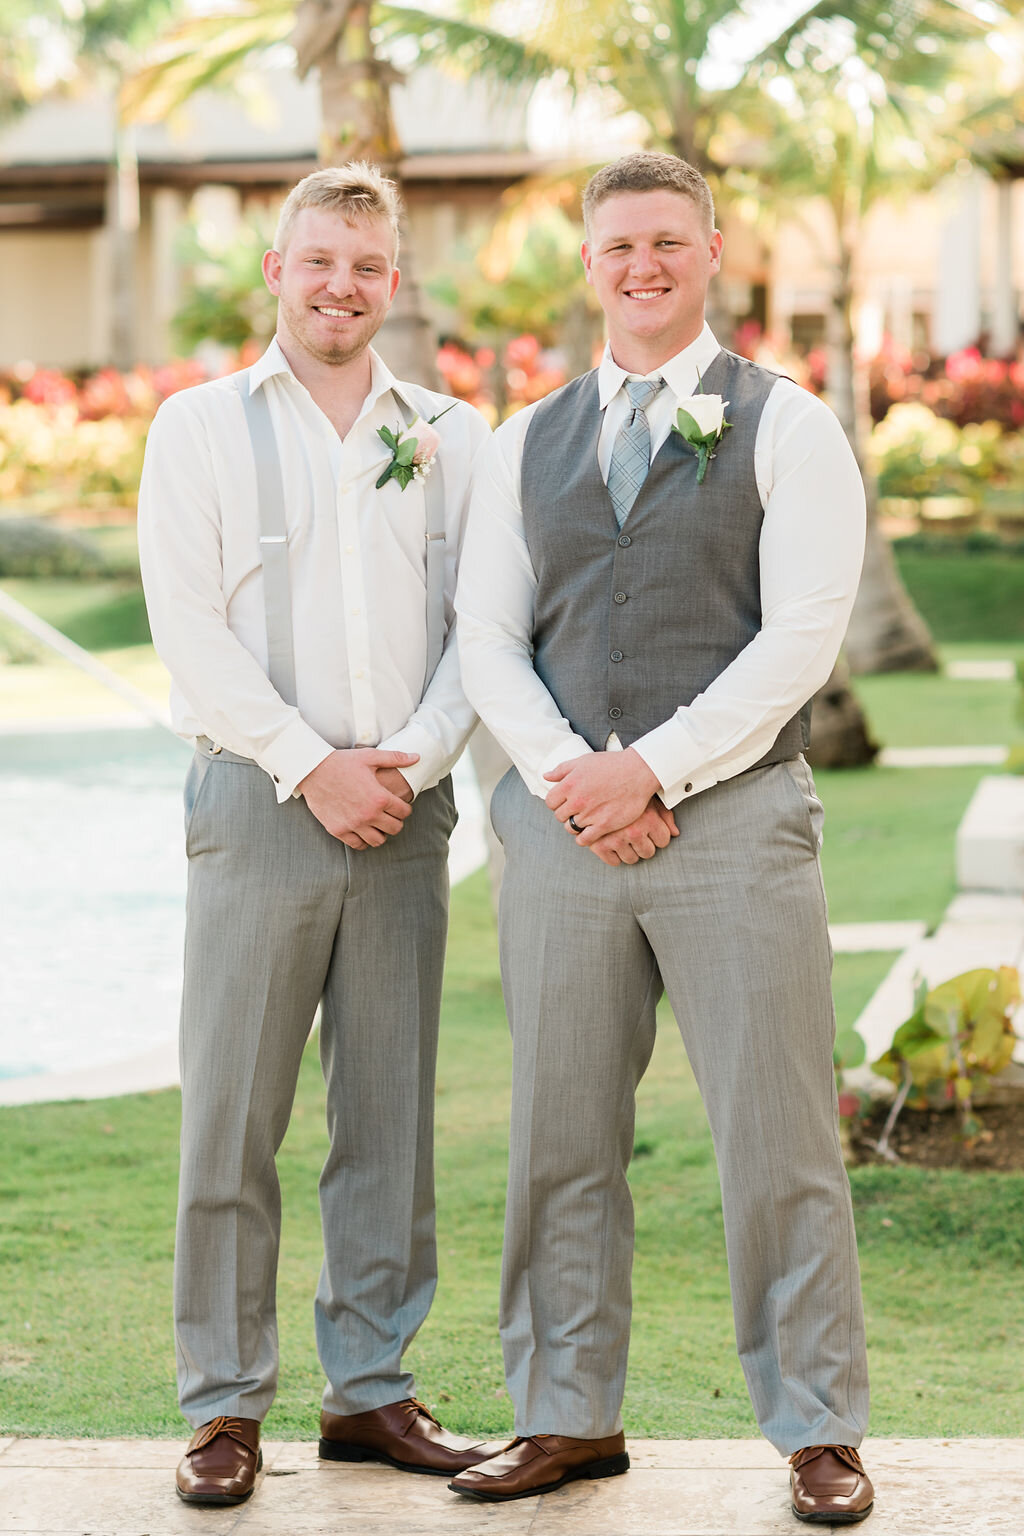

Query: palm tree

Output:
[405, 1, 1018, 679]
[734, 0, 1002, 674]
[122, 0, 541, 381]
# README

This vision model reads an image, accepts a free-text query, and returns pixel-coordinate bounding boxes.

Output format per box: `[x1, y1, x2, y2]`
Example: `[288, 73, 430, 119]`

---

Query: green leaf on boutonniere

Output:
[375, 401, 457, 492]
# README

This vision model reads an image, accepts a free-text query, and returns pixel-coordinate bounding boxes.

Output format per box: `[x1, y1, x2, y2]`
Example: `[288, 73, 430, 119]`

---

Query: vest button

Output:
[610, 650, 623, 662]
[617, 534, 631, 547]
[608, 706, 622, 720]
[684, 782, 693, 793]
[613, 591, 627, 604]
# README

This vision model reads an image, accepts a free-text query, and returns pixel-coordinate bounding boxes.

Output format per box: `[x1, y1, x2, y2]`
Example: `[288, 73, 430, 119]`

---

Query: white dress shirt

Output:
[139, 339, 490, 801]
[455, 325, 866, 805]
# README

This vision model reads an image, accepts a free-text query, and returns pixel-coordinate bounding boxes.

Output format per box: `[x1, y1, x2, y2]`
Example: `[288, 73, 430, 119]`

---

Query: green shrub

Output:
[0, 517, 106, 579]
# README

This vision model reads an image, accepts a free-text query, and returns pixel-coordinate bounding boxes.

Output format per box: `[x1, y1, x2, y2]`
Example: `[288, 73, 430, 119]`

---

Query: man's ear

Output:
[581, 240, 593, 287]
[262, 249, 282, 296]
[388, 265, 401, 305]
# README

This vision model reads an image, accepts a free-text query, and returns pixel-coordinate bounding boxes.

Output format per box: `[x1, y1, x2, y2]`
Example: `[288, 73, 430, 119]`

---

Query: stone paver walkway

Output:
[877, 745, 1009, 767]
[1, 1436, 1021, 1536]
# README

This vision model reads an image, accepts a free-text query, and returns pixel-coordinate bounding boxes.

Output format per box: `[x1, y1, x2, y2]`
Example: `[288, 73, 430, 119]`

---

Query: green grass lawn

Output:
[817, 764, 991, 927]
[0, 576, 151, 652]
[2, 564, 1022, 1442]
[853, 672, 1018, 749]
[894, 547, 1024, 644]
[2, 872, 1022, 1443]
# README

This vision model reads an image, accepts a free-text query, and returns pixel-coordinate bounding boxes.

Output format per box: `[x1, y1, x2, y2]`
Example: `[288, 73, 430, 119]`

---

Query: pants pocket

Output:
[781, 755, 825, 854]
[183, 752, 214, 857]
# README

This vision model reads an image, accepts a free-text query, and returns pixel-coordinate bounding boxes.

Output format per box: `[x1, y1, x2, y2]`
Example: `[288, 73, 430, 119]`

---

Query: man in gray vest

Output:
[451, 151, 874, 1524]
[139, 163, 491, 1506]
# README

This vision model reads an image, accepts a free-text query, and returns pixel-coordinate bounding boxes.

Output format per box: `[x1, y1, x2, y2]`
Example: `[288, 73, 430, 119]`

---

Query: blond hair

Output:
[583, 151, 714, 235]
[274, 162, 403, 258]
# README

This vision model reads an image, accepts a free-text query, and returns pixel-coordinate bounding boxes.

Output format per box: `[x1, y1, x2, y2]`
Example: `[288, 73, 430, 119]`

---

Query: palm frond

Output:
[373, 5, 560, 86]
[121, 1, 293, 122]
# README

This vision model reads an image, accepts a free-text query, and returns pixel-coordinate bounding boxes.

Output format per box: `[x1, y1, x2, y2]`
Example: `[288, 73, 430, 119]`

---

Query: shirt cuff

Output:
[258, 718, 336, 803]
[630, 721, 717, 809]
[377, 721, 448, 798]
[533, 734, 594, 798]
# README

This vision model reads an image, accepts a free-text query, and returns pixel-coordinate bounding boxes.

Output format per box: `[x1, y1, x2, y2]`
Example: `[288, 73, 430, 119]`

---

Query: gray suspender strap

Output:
[235, 370, 448, 709]
[392, 388, 448, 695]
[235, 369, 297, 707]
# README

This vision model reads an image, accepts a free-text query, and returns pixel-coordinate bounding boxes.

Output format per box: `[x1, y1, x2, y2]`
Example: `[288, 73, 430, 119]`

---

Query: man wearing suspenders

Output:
[139, 164, 491, 1506]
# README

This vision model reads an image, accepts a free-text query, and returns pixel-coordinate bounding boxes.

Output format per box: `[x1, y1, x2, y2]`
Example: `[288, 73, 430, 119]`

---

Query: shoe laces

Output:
[404, 1397, 442, 1429]
[790, 1445, 865, 1473]
[190, 1416, 250, 1453]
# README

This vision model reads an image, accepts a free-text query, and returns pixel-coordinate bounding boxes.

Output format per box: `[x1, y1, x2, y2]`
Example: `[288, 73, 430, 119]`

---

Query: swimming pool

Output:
[0, 725, 485, 1089]
[0, 726, 192, 1083]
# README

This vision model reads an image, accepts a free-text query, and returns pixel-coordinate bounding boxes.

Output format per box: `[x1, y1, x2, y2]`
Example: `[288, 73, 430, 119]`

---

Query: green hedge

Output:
[894, 540, 1024, 642]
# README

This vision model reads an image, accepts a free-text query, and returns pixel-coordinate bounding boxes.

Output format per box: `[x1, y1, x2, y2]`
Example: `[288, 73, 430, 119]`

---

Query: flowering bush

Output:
[0, 358, 228, 511]
[870, 343, 1024, 430]
[436, 333, 567, 422]
[868, 404, 1006, 501]
[1, 340, 567, 512]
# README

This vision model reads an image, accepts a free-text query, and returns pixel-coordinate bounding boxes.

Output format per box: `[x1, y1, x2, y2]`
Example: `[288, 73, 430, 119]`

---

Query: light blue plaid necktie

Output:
[606, 376, 666, 528]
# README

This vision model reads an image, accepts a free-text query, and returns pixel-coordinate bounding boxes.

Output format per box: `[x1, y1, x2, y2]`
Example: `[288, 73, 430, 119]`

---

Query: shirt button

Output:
[352, 608, 361, 616]
[345, 544, 354, 554]
[354, 669, 364, 680]
[613, 591, 627, 604]
[610, 650, 623, 662]
[617, 534, 631, 547]
[608, 706, 622, 720]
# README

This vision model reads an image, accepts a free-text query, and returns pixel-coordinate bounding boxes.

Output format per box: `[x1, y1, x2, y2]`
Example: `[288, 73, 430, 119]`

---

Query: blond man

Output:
[139, 164, 491, 1505]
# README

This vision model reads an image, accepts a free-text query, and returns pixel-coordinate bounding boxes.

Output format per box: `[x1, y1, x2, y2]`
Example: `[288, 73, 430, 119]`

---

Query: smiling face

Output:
[262, 205, 400, 369]
[582, 189, 723, 373]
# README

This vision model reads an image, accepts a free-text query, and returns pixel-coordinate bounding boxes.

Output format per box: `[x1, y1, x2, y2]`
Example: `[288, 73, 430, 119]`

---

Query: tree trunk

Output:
[108, 121, 139, 370]
[807, 658, 878, 769]
[826, 257, 938, 676]
[380, 231, 441, 386]
[844, 514, 938, 675]
[311, 4, 437, 383]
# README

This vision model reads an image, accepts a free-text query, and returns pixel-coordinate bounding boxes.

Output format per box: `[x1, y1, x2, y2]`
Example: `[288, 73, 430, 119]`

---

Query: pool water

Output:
[0, 727, 192, 1080]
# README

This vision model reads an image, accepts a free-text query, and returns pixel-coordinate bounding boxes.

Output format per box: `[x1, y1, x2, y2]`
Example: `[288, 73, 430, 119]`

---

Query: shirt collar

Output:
[246, 337, 408, 422]
[596, 323, 722, 409]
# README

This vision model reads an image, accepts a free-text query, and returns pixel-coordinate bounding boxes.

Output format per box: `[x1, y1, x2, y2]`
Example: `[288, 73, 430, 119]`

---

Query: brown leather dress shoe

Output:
[448, 1432, 630, 1501]
[175, 1416, 262, 1505]
[319, 1398, 492, 1476]
[790, 1445, 874, 1524]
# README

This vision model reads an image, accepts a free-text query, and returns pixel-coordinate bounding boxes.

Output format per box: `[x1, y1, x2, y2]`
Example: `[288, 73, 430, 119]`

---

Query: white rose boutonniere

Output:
[671, 390, 731, 484]
[376, 402, 455, 491]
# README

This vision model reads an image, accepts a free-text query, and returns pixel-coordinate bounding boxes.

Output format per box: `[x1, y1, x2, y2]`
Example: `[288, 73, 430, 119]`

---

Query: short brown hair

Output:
[274, 162, 403, 258]
[582, 151, 715, 235]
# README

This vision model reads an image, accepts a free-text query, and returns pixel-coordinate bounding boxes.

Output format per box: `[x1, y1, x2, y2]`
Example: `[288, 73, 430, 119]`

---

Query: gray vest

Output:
[520, 349, 810, 762]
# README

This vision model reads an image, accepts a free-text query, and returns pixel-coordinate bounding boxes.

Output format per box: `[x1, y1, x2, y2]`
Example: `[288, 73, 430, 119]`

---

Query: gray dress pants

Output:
[173, 746, 456, 1427]
[492, 757, 869, 1454]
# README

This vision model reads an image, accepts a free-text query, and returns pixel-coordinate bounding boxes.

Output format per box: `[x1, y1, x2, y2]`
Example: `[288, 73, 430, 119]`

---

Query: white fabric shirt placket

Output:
[329, 425, 378, 749]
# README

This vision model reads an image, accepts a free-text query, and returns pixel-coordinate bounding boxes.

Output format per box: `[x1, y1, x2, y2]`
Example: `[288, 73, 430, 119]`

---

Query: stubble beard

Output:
[282, 293, 384, 369]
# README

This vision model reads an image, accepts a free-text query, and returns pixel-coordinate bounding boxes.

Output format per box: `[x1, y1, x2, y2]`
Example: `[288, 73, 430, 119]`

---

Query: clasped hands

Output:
[297, 748, 417, 850]
[544, 748, 678, 867]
